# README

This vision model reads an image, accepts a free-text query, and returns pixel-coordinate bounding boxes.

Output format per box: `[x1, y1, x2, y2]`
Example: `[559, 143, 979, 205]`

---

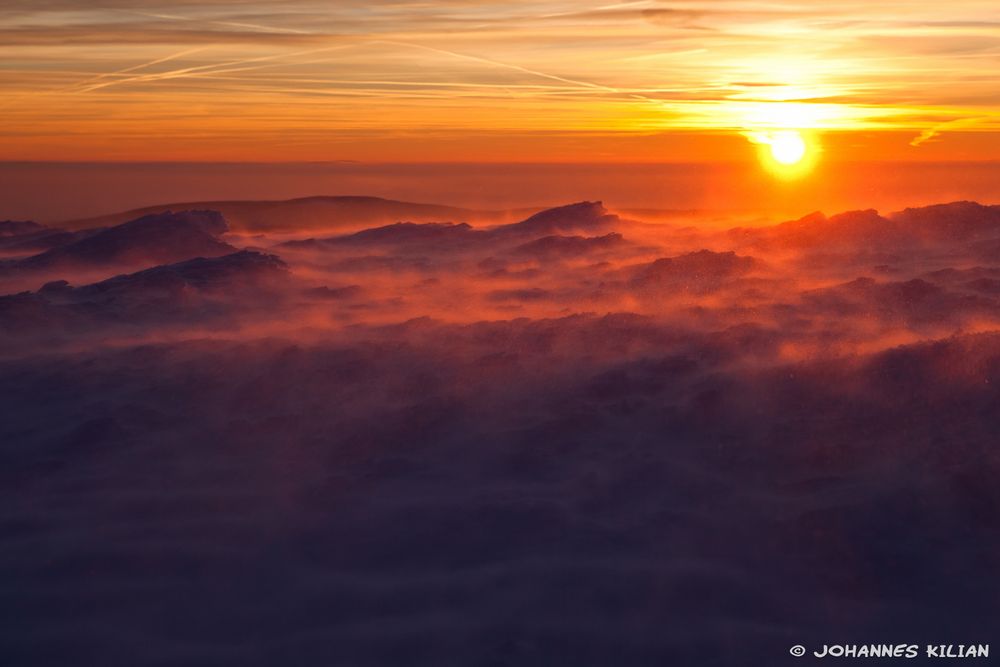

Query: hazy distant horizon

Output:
[3, 160, 999, 224]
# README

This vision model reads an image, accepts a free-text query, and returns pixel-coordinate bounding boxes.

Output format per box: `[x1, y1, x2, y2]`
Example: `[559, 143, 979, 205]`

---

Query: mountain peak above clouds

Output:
[498, 201, 619, 236]
[82, 249, 287, 296]
[18, 210, 235, 272]
[509, 232, 627, 259]
[0, 220, 47, 237]
[14, 250, 287, 302]
[626, 249, 757, 294]
[755, 201, 1000, 251]
[57, 196, 532, 234]
[890, 201, 1000, 241]
[326, 221, 475, 246]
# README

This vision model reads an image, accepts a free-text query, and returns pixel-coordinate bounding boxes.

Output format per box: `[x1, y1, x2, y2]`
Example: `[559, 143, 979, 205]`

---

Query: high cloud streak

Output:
[1, 0, 999, 159]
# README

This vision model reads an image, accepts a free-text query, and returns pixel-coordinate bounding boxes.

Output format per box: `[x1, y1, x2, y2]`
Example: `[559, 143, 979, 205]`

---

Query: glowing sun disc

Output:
[769, 131, 807, 165]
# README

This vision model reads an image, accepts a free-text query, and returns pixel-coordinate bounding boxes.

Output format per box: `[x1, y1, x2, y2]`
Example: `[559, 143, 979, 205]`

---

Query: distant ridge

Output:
[58, 196, 539, 233]
[17, 210, 235, 272]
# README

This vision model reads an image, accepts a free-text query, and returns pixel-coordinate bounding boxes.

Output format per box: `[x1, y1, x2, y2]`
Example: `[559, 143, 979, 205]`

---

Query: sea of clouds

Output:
[2, 199, 999, 665]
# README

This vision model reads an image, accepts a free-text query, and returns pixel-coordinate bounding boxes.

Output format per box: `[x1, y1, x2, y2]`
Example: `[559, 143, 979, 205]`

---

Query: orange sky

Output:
[2, 1, 999, 162]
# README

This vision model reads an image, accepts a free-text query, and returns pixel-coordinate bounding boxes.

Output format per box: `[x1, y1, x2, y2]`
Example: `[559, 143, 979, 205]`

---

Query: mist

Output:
[3, 198, 1000, 666]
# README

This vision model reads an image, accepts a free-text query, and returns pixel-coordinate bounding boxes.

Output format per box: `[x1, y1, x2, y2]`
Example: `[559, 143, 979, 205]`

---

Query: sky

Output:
[1, 0, 999, 162]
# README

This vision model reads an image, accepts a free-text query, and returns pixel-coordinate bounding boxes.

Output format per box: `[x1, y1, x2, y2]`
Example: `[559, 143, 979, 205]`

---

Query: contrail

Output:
[192, 76, 589, 91]
[0, 46, 212, 110]
[539, 0, 656, 20]
[67, 37, 655, 108]
[61, 47, 210, 93]
[371, 40, 654, 102]
[74, 44, 359, 94]
[127, 10, 311, 35]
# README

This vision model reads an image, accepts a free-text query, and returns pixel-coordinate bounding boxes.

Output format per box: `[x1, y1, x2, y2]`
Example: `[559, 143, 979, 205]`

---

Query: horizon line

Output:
[4, 159, 1000, 167]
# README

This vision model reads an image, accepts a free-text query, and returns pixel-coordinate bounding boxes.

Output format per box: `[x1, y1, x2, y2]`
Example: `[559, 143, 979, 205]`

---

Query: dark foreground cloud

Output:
[2, 198, 1000, 666]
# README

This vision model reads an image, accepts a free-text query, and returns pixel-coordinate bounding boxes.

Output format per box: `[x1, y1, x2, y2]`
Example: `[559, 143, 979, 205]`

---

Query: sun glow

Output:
[740, 102, 832, 180]
[768, 131, 807, 165]
[750, 128, 818, 179]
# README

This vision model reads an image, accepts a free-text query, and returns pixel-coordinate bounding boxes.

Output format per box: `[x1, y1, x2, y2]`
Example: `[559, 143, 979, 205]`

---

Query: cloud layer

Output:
[2, 197, 1000, 664]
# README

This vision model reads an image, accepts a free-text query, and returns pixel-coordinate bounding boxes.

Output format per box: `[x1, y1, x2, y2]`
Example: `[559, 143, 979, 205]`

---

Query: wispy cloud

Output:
[1, 0, 999, 160]
[910, 117, 987, 146]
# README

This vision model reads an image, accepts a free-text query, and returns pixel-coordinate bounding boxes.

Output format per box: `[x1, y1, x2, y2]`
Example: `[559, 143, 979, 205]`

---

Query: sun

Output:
[745, 127, 819, 180]
[769, 130, 807, 165]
